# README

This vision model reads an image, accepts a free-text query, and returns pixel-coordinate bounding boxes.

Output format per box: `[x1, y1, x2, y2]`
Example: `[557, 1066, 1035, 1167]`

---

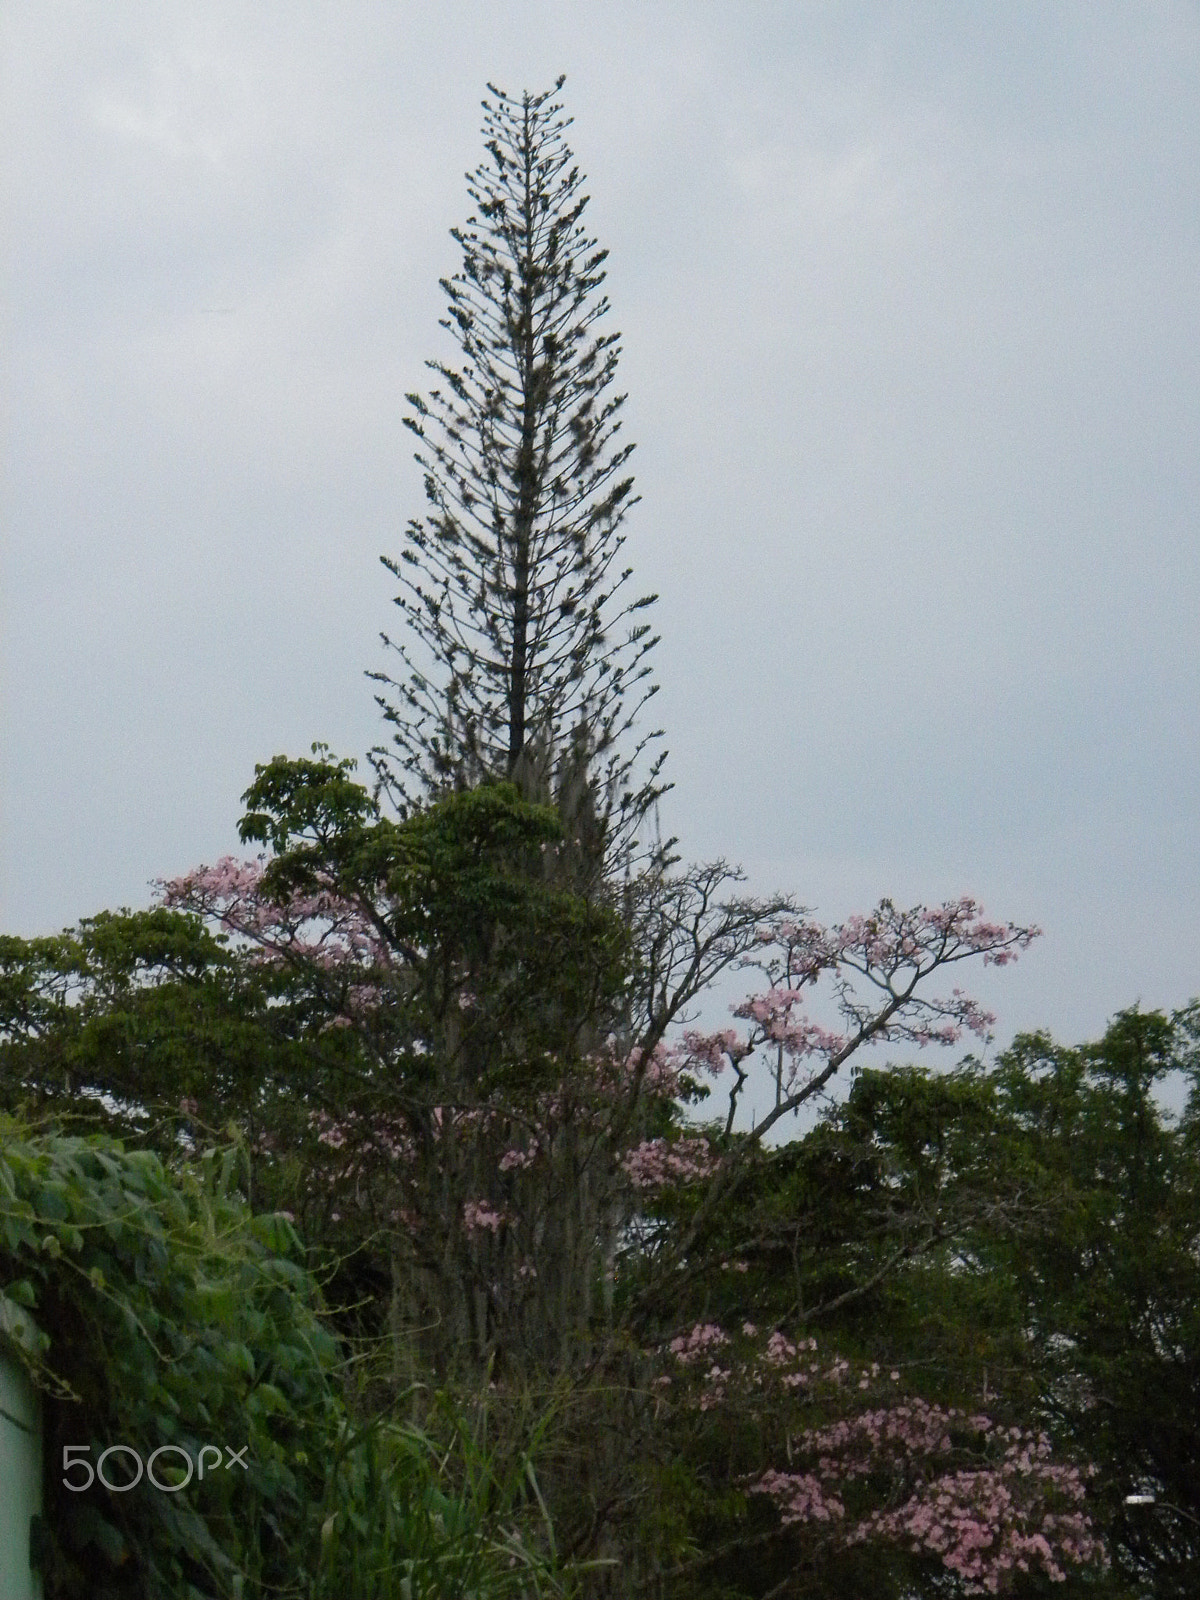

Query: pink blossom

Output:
[668, 1323, 731, 1365]
[622, 1136, 719, 1191]
[499, 1144, 538, 1172]
[660, 1326, 1104, 1594]
[678, 1027, 751, 1077]
[462, 1200, 506, 1236]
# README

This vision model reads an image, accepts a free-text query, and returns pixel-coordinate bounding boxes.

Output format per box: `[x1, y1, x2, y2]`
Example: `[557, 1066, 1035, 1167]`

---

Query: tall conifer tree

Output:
[372, 78, 666, 882]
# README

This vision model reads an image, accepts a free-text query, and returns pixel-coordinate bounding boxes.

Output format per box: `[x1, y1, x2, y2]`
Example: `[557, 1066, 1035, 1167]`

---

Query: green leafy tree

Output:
[0, 910, 314, 1164]
[985, 1008, 1200, 1598]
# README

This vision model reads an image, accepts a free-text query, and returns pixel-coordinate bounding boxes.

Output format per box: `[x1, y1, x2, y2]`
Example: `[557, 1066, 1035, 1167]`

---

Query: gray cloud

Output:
[4, 1, 1198, 1057]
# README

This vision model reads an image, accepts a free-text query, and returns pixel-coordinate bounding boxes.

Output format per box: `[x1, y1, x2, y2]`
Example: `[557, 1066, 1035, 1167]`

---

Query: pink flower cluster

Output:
[667, 1323, 733, 1409]
[498, 1143, 539, 1172]
[462, 1200, 507, 1235]
[673, 898, 1038, 1132]
[310, 1109, 413, 1166]
[159, 857, 391, 977]
[623, 1040, 689, 1095]
[657, 1323, 1103, 1594]
[667, 1323, 731, 1364]
[850, 1458, 1105, 1592]
[678, 1028, 751, 1077]
[752, 1469, 844, 1524]
[622, 1136, 719, 1191]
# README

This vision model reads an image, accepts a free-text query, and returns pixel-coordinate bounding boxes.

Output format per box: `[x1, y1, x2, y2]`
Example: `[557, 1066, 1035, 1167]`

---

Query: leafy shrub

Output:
[0, 1119, 340, 1597]
[0, 1117, 573, 1598]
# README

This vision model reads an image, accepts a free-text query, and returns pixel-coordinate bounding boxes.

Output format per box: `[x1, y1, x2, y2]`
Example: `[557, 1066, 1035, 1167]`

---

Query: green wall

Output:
[0, 1345, 43, 1600]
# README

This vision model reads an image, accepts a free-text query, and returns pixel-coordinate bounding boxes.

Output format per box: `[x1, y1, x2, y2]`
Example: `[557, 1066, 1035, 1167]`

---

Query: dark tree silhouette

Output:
[371, 78, 666, 882]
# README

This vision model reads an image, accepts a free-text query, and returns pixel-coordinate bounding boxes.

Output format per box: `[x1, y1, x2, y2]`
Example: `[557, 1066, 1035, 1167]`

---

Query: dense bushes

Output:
[0, 1121, 336, 1595]
[0, 1119, 568, 1599]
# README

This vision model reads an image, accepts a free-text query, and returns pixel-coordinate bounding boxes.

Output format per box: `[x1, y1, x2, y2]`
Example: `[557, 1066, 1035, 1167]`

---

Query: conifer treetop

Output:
[372, 77, 666, 881]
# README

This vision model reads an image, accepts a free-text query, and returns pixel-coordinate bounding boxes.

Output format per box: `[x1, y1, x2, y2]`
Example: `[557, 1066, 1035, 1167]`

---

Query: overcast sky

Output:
[3, 2, 1198, 1068]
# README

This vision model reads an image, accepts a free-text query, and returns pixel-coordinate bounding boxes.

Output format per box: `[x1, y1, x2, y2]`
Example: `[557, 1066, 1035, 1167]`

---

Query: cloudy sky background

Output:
[4, 3, 1198, 1088]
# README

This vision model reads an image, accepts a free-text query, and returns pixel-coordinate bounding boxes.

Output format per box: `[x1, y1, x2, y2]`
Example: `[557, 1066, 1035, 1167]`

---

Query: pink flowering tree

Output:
[685, 897, 1034, 1140]
[643, 1321, 1106, 1595]
[598, 939, 1129, 1596]
[577, 904, 1114, 1597]
[154, 750, 1103, 1593]
[614, 899, 1037, 1300]
[161, 756, 1036, 1379]
[160, 755, 799, 1376]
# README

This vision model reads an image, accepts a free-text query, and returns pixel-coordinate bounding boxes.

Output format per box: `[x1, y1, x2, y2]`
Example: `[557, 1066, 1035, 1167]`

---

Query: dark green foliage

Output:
[314, 1395, 575, 1600]
[0, 910, 305, 1160]
[0, 1119, 579, 1599]
[984, 1008, 1200, 1598]
[237, 758, 634, 1105]
[604, 1009, 1200, 1598]
[0, 1120, 340, 1598]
